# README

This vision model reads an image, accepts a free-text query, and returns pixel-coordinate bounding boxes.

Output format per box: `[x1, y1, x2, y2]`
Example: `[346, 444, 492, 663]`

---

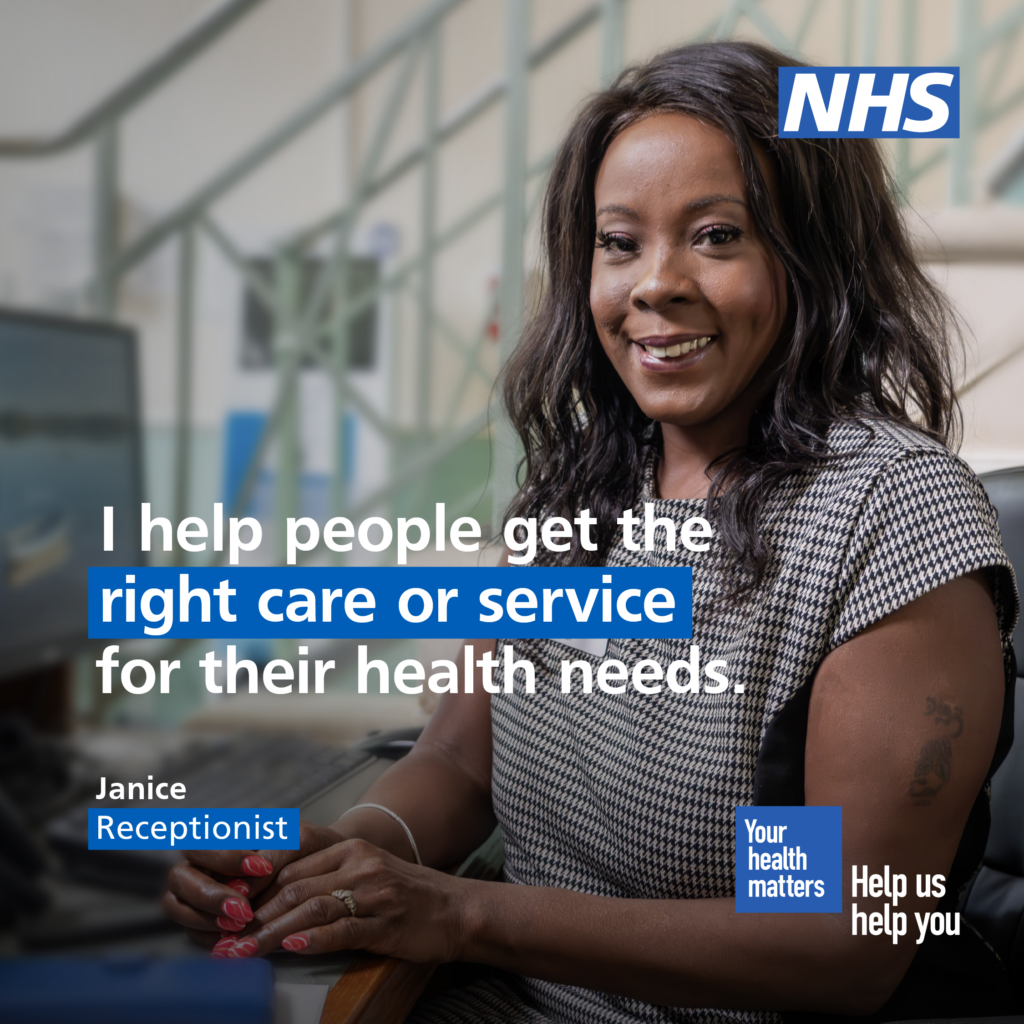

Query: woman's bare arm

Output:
[339, 547, 518, 864]
[245, 571, 1003, 1014]
[326, 641, 498, 868]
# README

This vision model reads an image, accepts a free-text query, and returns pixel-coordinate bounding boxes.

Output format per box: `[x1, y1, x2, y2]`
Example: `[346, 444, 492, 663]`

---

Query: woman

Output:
[164, 42, 1018, 1021]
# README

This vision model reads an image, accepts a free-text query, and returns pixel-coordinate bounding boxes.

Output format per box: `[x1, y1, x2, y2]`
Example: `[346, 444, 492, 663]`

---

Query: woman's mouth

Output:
[634, 335, 716, 368]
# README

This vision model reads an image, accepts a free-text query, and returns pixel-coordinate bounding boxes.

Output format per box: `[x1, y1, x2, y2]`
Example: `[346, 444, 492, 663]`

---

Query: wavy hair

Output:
[501, 41, 961, 591]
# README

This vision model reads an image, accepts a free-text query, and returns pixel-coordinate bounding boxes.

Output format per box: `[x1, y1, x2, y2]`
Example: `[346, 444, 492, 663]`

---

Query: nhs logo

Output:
[778, 67, 959, 138]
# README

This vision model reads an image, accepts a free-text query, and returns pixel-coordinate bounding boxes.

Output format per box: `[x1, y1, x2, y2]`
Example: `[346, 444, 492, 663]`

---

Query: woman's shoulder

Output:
[827, 415, 959, 466]
[812, 417, 1017, 653]
[774, 416, 1008, 610]
[816, 416, 988, 512]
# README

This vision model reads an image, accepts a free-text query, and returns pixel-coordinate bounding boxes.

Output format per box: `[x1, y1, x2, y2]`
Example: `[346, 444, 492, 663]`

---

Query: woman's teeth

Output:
[642, 336, 713, 358]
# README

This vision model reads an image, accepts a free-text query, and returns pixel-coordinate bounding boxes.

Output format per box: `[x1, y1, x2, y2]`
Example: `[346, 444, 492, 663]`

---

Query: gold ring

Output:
[331, 889, 358, 917]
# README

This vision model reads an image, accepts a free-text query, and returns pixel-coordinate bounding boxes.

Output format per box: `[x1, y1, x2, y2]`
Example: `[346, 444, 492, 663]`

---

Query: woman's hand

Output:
[162, 658, 497, 958]
[210, 838, 467, 963]
[160, 821, 343, 949]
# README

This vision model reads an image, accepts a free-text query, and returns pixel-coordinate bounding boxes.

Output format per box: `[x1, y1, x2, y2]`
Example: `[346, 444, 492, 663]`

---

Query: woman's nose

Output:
[630, 248, 699, 312]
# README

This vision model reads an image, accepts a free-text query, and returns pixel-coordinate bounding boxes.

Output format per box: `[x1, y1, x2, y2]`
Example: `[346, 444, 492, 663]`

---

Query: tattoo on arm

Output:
[909, 698, 963, 805]
[925, 696, 963, 738]
[909, 738, 952, 802]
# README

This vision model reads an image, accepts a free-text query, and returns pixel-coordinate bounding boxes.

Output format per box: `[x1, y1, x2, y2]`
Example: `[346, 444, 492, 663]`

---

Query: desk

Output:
[268, 943, 432, 1024]
[7, 915, 444, 1024]
[308, 954, 436, 1024]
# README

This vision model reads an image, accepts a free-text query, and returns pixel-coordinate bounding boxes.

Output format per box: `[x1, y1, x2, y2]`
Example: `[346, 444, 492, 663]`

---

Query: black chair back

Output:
[961, 467, 1024, 1001]
[979, 467, 1024, 656]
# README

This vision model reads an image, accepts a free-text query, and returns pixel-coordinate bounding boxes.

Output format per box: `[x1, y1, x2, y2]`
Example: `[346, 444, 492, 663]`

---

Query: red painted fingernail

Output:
[216, 916, 245, 931]
[228, 938, 258, 958]
[211, 949, 230, 959]
[282, 933, 310, 952]
[213, 938, 237, 952]
[226, 878, 251, 896]
[242, 856, 274, 876]
[222, 898, 253, 922]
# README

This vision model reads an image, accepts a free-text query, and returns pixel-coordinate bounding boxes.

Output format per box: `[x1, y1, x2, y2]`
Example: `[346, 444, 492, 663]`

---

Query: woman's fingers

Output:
[181, 849, 275, 878]
[220, 890, 364, 958]
[165, 860, 257, 927]
[167, 833, 418, 962]
[252, 822, 348, 903]
[161, 890, 217, 932]
[275, 842, 351, 887]
[261, 839, 388, 922]
[165, 822, 344, 924]
[208, 838, 464, 964]
[162, 822, 351, 946]
[241, 830, 338, 879]
[161, 889, 255, 936]
[280, 918, 379, 956]
[254, 870, 356, 926]
[184, 926, 222, 949]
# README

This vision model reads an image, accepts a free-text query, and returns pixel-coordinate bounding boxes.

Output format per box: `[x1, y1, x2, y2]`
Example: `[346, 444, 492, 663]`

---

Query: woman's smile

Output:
[633, 333, 717, 371]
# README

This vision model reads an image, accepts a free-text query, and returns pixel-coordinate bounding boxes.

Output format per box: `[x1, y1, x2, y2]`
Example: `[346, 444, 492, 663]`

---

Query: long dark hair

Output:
[501, 41, 960, 590]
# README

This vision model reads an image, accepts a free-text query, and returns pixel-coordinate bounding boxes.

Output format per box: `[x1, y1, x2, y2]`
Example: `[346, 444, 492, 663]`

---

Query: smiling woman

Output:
[589, 113, 788, 500]
[161, 41, 1019, 1024]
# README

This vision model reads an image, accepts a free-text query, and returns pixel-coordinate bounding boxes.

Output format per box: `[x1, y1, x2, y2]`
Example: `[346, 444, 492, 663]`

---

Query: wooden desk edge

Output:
[320, 955, 437, 1024]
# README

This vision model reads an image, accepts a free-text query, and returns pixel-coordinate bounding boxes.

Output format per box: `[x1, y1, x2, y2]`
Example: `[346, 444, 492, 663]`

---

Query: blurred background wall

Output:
[2, 0, 1024, 733]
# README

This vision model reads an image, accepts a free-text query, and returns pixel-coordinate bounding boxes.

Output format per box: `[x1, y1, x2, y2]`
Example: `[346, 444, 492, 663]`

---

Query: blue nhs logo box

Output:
[778, 67, 959, 138]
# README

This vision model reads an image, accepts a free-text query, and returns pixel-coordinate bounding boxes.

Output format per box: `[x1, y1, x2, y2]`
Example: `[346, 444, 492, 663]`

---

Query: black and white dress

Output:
[409, 418, 1019, 1024]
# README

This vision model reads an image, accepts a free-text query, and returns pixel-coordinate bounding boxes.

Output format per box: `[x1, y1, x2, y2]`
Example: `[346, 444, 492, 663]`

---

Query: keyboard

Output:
[46, 734, 375, 894]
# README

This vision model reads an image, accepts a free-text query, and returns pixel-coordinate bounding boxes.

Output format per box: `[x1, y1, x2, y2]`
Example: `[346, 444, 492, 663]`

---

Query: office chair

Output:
[960, 466, 1024, 1003]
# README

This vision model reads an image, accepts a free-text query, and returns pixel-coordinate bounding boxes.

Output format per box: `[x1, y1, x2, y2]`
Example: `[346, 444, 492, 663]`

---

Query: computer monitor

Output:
[0, 309, 143, 681]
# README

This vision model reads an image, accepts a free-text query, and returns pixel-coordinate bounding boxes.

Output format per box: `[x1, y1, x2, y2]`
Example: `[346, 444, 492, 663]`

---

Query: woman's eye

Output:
[595, 231, 637, 254]
[697, 225, 742, 246]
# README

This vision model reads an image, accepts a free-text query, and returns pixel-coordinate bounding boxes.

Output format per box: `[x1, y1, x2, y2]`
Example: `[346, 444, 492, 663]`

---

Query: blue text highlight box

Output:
[778, 67, 959, 138]
[735, 806, 842, 913]
[88, 807, 300, 850]
[88, 566, 693, 640]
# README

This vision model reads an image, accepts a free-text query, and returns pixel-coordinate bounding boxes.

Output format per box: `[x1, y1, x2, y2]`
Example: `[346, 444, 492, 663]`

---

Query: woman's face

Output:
[590, 112, 787, 432]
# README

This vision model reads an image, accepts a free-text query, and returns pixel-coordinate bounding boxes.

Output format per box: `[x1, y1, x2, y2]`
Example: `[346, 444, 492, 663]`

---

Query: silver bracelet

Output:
[339, 803, 423, 866]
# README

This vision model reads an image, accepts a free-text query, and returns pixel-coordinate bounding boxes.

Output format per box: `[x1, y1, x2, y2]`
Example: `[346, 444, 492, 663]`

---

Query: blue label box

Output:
[88, 566, 693, 640]
[735, 806, 842, 913]
[88, 807, 301, 850]
[778, 67, 959, 138]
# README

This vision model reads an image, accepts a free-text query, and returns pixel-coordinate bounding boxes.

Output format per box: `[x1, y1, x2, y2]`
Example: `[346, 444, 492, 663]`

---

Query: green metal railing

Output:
[0, 0, 267, 316]
[3, 0, 1024, 579]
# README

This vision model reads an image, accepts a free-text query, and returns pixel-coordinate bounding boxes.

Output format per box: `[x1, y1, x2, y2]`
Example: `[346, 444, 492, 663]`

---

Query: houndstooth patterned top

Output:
[410, 418, 1018, 1024]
